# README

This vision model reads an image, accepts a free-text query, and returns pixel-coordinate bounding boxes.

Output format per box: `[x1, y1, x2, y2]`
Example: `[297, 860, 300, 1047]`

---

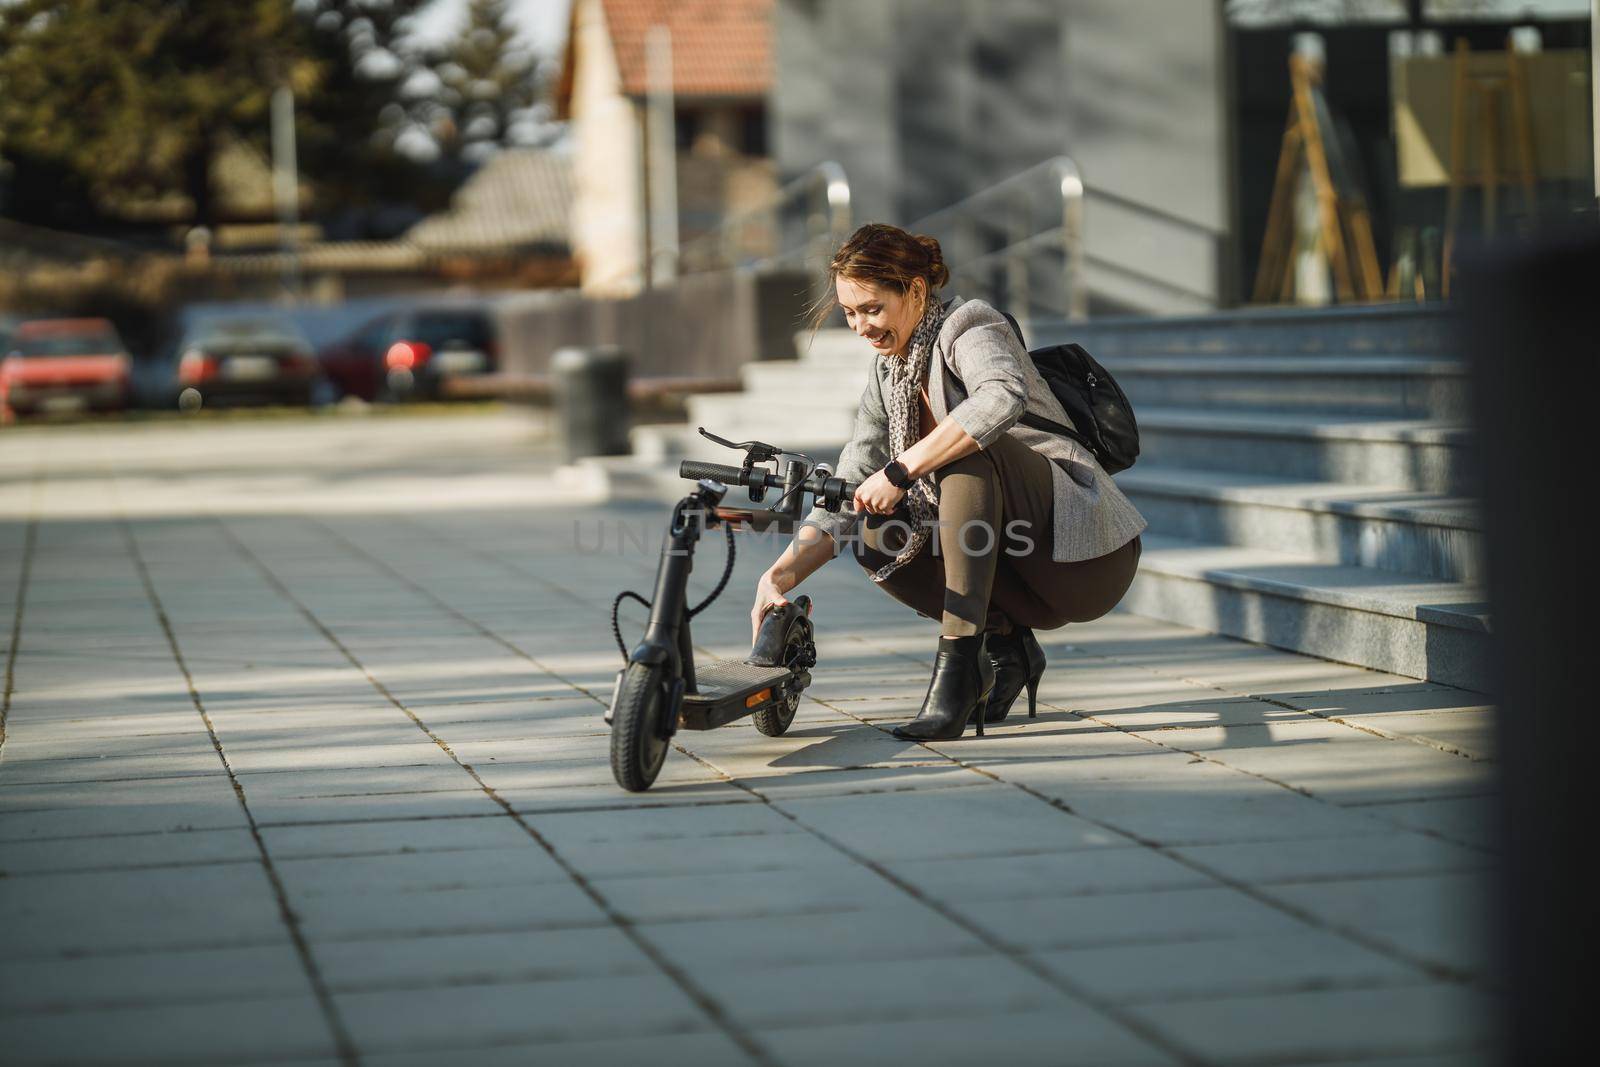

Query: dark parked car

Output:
[318, 306, 499, 402]
[173, 316, 323, 410]
[1, 317, 131, 421]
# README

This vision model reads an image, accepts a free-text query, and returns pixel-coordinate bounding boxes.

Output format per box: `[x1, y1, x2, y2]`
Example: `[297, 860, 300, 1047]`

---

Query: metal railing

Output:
[674, 161, 852, 283]
[908, 155, 1228, 326]
[671, 153, 1228, 323]
[908, 156, 1087, 327]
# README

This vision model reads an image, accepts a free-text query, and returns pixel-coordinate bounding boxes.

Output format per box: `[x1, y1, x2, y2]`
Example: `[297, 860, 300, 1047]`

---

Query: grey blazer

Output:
[803, 296, 1147, 563]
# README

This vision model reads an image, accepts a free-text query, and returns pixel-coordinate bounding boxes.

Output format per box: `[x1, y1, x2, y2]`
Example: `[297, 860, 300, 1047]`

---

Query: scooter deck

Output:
[679, 660, 797, 731]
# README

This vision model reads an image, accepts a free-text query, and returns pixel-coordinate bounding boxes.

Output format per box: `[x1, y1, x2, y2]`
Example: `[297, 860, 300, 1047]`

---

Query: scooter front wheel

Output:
[609, 662, 672, 791]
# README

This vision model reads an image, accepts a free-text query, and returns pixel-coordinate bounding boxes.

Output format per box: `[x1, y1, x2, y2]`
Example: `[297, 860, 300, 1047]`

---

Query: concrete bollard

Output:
[552, 346, 631, 462]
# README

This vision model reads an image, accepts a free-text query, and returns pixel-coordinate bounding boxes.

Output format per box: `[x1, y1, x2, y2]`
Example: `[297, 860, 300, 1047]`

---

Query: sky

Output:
[409, 0, 574, 56]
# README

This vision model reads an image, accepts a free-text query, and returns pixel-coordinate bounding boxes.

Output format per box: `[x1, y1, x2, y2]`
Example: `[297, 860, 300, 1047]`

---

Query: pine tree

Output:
[431, 0, 542, 162]
[0, 0, 433, 232]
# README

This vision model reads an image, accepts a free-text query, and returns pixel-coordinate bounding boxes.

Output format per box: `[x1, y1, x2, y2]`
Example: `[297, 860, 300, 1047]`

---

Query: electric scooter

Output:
[606, 428, 858, 791]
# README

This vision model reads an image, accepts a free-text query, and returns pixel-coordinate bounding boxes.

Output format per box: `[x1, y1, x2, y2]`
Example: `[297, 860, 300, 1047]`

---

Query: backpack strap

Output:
[960, 311, 1102, 457]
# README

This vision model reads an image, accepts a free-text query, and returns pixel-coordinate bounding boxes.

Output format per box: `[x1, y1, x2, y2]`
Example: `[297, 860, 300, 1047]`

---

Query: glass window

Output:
[354, 315, 397, 353]
[14, 331, 122, 357]
[410, 312, 491, 348]
[741, 107, 768, 157]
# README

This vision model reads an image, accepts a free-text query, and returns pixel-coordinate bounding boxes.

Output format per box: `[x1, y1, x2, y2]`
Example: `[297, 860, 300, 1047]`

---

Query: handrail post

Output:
[807, 160, 851, 301]
[1052, 157, 1087, 322]
[818, 160, 852, 249]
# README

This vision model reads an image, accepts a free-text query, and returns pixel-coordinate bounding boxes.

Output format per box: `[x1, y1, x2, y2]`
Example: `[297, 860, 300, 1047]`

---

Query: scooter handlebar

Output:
[676, 459, 858, 511]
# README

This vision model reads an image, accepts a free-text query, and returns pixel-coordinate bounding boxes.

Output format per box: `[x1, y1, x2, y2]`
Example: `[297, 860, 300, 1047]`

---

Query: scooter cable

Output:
[610, 523, 736, 664]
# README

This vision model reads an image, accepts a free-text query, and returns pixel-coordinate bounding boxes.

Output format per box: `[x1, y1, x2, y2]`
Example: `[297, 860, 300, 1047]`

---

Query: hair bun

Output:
[914, 234, 950, 290]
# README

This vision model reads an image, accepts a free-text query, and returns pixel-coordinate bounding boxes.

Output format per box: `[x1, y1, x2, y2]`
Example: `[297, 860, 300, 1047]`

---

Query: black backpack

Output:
[998, 312, 1140, 475]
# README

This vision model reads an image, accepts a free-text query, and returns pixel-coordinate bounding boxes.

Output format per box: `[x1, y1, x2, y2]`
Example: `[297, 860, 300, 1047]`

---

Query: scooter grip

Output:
[678, 460, 748, 485]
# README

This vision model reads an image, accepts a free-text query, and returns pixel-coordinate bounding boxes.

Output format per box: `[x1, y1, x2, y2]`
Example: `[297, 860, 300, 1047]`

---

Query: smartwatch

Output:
[883, 460, 913, 489]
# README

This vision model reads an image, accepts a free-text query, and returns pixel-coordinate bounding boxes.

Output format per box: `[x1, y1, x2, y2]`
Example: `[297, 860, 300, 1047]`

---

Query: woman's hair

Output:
[806, 223, 949, 330]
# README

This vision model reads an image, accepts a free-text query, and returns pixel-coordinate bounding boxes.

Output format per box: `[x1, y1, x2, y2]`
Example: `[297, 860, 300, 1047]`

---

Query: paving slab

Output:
[494, 777, 754, 811]
[640, 907, 989, 972]
[777, 784, 1135, 861]
[555, 822, 846, 881]
[1259, 872, 1491, 976]
[0, 748, 226, 785]
[1171, 830, 1492, 884]
[258, 813, 531, 859]
[1124, 982, 1495, 1064]
[293, 878, 610, 941]
[0, 825, 262, 874]
[0, 772, 245, 832]
[314, 925, 655, 991]
[714, 762, 990, 800]
[0, 861, 289, 958]
[1354, 794, 1501, 850]
[0, 942, 310, 1015]
[0, 994, 337, 1064]
[1142, 720, 1495, 804]
[755, 1006, 1178, 1067]
[1032, 929, 1421, 1004]
[331, 972, 712, 1054]
[360, 1030, 756, 1067]
[274, 844, 572, 897]
[594, 862, 908, 925]
[882, 845, 1216, 904]
[696, 953, 1069, 1031]
[968, 886, 1316, 951]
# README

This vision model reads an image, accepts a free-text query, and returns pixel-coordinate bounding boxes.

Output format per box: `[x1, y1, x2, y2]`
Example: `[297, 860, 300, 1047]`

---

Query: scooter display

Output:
[606, 428, 858, 791]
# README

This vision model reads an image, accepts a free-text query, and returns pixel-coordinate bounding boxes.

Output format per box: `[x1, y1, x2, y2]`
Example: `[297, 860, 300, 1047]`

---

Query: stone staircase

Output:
[581, 305, 1487, 691]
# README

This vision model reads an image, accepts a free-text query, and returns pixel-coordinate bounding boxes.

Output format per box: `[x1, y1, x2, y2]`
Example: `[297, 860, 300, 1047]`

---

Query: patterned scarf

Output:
[869, 297, 948, 583]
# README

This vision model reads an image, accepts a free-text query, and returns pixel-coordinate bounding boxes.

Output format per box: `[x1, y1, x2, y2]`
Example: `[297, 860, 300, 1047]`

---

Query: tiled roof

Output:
[406, 149, 573, 253]
[602, 0, 773, 99]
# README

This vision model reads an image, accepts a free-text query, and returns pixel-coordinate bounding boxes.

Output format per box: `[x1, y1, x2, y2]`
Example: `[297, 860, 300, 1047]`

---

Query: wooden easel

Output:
[1441, 38, 1539, 296]
[1252, 53, 1384, 305]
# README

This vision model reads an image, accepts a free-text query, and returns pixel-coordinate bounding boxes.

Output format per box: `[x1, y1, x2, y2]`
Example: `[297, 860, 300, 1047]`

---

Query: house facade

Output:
[556, 0, 778, 296]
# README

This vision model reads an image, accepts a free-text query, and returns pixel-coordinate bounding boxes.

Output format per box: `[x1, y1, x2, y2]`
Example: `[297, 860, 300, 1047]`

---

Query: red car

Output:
[0, 318, 131, 422]
[318, 307, 499, 402]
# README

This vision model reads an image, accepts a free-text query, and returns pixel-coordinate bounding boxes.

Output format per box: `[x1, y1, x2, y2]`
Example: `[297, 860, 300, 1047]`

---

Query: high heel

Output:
[984, 626, 1046, 723]
[892, 635, 995, 741]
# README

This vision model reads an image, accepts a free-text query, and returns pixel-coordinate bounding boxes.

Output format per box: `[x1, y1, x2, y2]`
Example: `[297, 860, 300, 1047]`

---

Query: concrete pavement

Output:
[0, 410, 1498, 1065]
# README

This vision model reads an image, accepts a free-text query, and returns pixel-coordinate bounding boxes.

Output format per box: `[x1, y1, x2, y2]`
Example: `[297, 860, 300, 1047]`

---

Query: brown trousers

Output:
[854, 434, 1141, 636]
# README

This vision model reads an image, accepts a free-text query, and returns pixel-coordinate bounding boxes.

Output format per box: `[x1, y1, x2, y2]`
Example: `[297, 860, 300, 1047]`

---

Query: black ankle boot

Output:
[984, 626, 1046, 723]
[892, 635, 995, 741]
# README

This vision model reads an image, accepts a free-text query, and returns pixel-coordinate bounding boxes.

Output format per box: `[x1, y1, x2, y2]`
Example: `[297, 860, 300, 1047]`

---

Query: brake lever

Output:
[697, 426, 782, 463]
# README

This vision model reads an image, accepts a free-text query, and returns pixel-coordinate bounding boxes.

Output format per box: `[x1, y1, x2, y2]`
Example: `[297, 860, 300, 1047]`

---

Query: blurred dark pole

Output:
[1459, 229, 1594, 1064]
[272, 86, 302, 302]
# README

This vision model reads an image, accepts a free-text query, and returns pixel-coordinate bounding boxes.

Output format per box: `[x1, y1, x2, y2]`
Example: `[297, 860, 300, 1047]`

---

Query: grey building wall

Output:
[773, 0, 1234, 314]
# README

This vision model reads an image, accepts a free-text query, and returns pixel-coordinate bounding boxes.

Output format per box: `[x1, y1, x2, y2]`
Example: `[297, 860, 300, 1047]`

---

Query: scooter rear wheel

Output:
[610, 662, 672, 791]
[752, 615, 811, 737]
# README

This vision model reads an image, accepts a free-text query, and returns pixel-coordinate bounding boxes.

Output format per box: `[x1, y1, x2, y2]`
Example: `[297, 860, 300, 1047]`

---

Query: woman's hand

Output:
[852, 468, 906, 516]
[751, 570, 790, 643]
